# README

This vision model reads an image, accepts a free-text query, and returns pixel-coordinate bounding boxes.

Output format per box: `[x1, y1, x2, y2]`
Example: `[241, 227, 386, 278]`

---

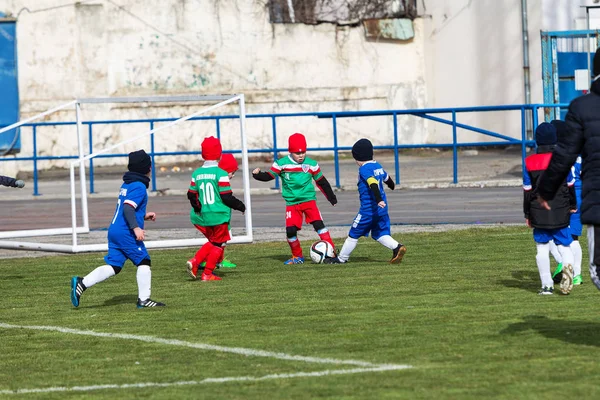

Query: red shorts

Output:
[285, 200, 323, 229]
[194, 223, 231, 243]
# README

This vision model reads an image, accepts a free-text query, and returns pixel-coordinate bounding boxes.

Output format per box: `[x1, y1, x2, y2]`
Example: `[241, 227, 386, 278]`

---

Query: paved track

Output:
[1, 187, 522, 232]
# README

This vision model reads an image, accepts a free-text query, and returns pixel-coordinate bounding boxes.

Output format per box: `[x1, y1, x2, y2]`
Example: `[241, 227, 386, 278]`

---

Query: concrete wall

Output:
[1, 0, 427, 173]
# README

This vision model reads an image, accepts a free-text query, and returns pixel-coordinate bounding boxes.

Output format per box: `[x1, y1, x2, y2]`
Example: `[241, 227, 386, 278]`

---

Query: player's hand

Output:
[537, 197, 551, 210]
[133, 227, 145, 241]
[252, 168, 261, 174]
[570, 208, 577, 213]
[193, 206, 202, 215]
[377, 201, 386, 208]
[144, 212, 156, 221]
[525, 218, 531, 228]
[14, 180, 25, 188]
[329, 196, 338, 206]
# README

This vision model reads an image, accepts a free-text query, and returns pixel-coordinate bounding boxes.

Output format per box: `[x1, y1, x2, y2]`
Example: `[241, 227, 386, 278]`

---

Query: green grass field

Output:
[2, 226, 600, 399]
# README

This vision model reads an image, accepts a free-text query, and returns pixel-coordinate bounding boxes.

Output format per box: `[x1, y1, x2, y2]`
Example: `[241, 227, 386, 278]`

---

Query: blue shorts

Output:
[348, 212, 391, 240]
[104, 243, 150, 267]
[533, 227, 573, 247]
[570, 211, 582, 237]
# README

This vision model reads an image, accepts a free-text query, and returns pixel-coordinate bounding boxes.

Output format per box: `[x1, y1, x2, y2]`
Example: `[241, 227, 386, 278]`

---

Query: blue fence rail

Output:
[0, 103, 569, 196]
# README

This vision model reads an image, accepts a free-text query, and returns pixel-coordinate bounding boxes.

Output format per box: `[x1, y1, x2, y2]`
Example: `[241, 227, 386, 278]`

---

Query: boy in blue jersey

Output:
[523, 122, 576, 295]
[70, 150, 165, 308]
[325, 139, 406, 264]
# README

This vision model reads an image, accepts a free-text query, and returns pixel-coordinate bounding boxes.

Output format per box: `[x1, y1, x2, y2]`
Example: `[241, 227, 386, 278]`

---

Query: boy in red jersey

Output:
[252, 133, 337, 264]
[186, 138, 245, 281]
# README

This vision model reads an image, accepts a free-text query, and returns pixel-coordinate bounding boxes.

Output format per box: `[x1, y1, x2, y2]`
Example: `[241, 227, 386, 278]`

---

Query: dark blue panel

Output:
[556, 52, 592, 77]
[0, 21, 20, 154]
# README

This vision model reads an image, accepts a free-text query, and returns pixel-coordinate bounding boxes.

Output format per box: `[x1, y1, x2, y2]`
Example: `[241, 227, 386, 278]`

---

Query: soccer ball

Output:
[309, 240, 334, 263]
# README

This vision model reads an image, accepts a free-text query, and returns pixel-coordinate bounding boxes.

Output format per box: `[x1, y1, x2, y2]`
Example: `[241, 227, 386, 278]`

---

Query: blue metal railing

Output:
[0, 103, 569, 196]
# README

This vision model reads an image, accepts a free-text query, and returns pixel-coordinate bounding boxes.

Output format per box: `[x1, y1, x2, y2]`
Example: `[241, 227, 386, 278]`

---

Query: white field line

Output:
[0, 322, 411, 369]
[0, 365, 410, 395]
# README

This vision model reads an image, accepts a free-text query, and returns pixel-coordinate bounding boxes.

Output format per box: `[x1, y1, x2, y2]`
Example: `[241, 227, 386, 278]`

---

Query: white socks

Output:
[535, 243, 553, 288]
[137, 265, 152, 301]
[377, 235, 399, 250]
[549, 240, 563, 264]
[82, 265, 115, 288]
[571, 240, 582, 277]
[338, 237, 358, 262]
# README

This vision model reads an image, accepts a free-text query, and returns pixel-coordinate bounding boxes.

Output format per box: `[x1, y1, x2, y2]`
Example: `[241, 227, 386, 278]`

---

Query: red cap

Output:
[201, 136, 222, 161]
[288, 133, 307, 153]
[218, 153, 238, 173]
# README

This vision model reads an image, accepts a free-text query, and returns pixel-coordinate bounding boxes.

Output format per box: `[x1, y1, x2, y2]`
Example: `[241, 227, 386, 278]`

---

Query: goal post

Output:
[0, 94, 254, 253]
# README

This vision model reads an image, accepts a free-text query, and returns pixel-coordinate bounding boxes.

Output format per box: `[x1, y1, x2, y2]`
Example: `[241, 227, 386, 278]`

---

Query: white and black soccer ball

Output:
[309, 240, 334, 263]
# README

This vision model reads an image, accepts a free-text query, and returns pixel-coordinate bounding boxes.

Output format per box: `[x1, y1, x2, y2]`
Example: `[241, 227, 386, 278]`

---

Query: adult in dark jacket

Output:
[524, 122, 576, 295]
[537, 47, 600, 291]
[0, 175, 24, 189]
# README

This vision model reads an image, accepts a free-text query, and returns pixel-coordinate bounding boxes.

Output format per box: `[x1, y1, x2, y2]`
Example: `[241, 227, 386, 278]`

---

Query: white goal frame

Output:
[0, 94, 253, 252]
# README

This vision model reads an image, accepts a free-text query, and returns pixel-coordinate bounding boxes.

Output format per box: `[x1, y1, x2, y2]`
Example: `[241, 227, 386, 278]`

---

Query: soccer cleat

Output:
[200, 273, 222, 281]
[186, 260, 198, 280]
[136, 298, 166, 308]
[323, 257, 345, 264]
[552, 263, 563, 284]
[390, 245, 407, 264]
[573, 274, 583, 285]
[70, 276, 86, 307]
[200, 259, 237, 269]
[284, 256, 304, 265]
[559, 263, 574, 295]
[538, 286, 554, 295]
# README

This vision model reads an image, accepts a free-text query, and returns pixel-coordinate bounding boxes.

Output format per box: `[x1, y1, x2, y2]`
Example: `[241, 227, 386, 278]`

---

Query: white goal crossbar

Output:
[0, 94, 253, 253]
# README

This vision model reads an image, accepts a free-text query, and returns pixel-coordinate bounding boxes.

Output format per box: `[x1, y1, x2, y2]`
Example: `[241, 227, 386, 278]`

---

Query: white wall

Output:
[0, 0, 428, 172]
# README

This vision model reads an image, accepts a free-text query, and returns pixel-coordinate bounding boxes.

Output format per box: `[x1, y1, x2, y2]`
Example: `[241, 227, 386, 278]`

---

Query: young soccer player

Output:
[523, 122, 576, 295]
[0, 175, 24, 189]
[186, 137, 245, 281]
[252, 132, 337, 264]
[71, 149, 165, 308]
[197, 153, 239, 270]
[324, 138, 406, 264]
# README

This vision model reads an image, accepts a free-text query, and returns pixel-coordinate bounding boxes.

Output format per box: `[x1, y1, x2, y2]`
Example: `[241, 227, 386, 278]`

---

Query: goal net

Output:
[0, 94, 253, 253]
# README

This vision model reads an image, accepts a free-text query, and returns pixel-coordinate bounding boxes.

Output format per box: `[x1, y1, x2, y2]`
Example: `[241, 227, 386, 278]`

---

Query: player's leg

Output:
[201, 224, 230, 280]
[324, 213, 367, 264]
[128, 246, 165, 307]
[554, 228, 574, 295]
[187, 225, 216, 278]
[570, 211, 583, 284]
[304, 200, 335, 250]
[548, 240, 564, 283]
[71, 247, 125, 307]
[284, 205, 304, 264]
[533, 229, 554, 294]
[372, 214, 406, 264]
[587, 225, 600, 291]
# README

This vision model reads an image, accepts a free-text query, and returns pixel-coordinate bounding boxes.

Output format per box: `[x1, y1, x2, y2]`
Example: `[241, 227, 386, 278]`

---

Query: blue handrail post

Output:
[332, 115, 340, 188]
[521, 107, 527, 173]
[150, 121, 157, 192]
[88, 124, 95, 194]
[271, 116, 280, 190]
[452, 110, 458, 184]
[32, 125, 40, 196]
[216, 118, 221, 140]
[393, 112, 400, 185]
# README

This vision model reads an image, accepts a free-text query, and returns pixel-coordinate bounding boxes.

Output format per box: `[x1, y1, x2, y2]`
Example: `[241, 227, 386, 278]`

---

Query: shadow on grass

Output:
[501, 315, 600, 347]
[498, 269, 540, 293]
[84, 294, 138, 308]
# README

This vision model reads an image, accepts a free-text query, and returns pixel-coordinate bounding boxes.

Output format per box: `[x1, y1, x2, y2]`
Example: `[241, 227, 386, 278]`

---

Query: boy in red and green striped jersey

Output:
[186, 137, 245, 281]
[252, 133, 337, 264]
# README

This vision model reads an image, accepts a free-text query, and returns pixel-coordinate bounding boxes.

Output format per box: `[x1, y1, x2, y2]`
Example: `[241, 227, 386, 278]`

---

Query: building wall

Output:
[1, 0, 428, 172]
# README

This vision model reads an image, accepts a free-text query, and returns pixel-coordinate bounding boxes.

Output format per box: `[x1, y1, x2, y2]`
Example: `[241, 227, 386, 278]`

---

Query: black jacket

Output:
[524, 147, 575, 229]
[538, 78, 600, 225]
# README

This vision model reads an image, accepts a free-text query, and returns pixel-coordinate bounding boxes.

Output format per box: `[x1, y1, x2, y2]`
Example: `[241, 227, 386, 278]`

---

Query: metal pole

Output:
[75, 102, 89, 232]
[521, 0, 532, 139]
